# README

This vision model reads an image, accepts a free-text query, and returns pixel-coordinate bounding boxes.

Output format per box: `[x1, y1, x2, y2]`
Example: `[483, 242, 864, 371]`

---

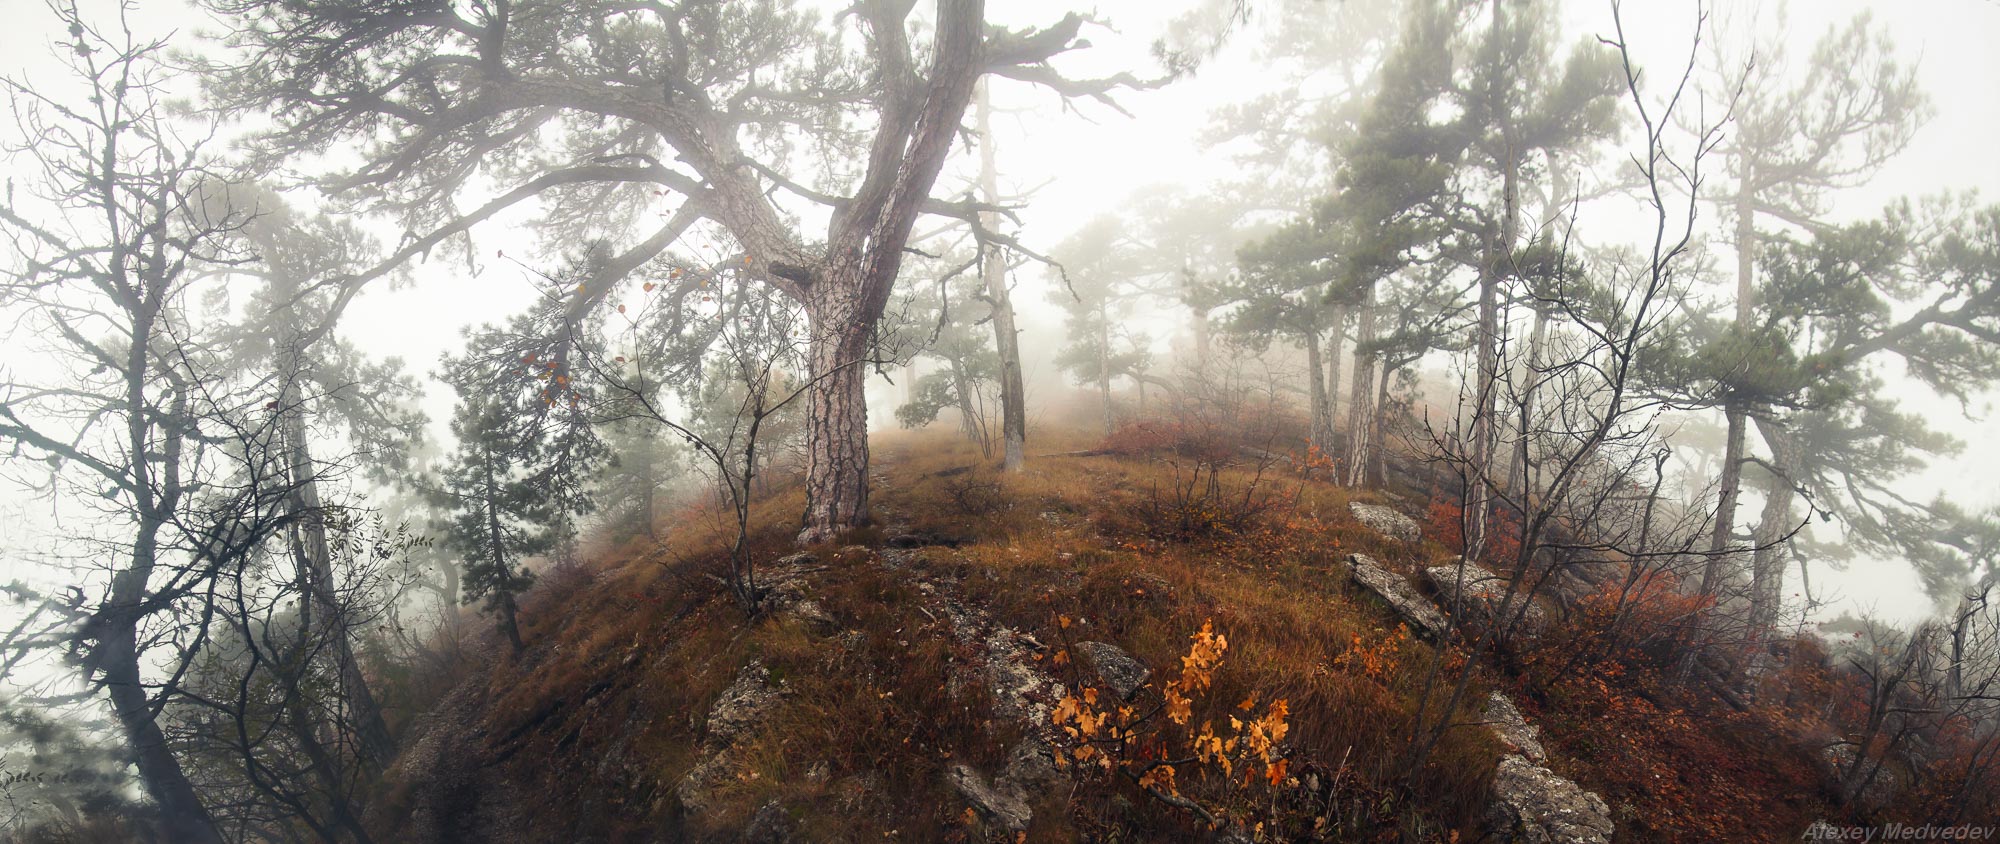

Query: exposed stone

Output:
[1424, 560, 1549, 640]
[1483, 692, 1547, 764]
[1077, 640, 1151, 700]
[1488, 754, 1615, 844]
[1344, 554, 1450, 641]
[678, 661, 784, 817]
[1820, 744, 1901, 809]
[700, 661, 782, 748]
[1002, 740, 1067, 794]
[740, 800, 796, 844]
[1350, 502, 1422, 543]
[947, 763, 1032, 832]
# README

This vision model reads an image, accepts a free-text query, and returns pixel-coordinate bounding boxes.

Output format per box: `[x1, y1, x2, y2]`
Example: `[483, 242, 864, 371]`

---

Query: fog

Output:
[0, 0, 1998, 835]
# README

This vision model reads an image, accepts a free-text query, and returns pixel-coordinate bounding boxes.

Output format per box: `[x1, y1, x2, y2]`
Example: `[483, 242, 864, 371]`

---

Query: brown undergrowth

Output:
[364, 426, 1511, 842]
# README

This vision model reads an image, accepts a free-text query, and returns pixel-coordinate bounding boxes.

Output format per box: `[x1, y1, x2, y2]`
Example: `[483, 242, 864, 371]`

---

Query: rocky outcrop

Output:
[740, 800, 797, 843]
[1488, 754, 1615, 844]
[677, 661, 785, 817]
[1820, 744, 1901, 810]
[1484, 692, 1547, 765]
[1350, 502, 1422, 543]
[1077, 640, 1151, 700]
[948, 763, 1033, 832]
[890, 545, 1072, 832]
[1424, 560, 1548, 640]
[1480, 692, 1612, 842]
[761, 554, 836, 633]
[1344, 554, 1450, 641]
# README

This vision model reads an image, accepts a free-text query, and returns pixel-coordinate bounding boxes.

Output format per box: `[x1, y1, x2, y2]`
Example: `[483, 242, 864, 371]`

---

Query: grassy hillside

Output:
[361, 425, 1981, 842]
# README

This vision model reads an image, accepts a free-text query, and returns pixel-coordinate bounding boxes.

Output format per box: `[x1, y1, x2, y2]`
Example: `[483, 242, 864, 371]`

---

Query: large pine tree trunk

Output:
[1369, 364, 1393, 488]
[1469, 0, 1521, 558]
[1704, 188, 1760, 597]
[1345, 284, 1378, 487]
[280, 393, 395, 771]
[1306, 321, 1333, 463]
[800, 279, 875, 543]
[796, 0, 983, 544]
[976, 82, 1027, 472]
[1326, 302, 1347, 430]
[1503, 308, 1550, 499]
[1747, 414, 1798, 634]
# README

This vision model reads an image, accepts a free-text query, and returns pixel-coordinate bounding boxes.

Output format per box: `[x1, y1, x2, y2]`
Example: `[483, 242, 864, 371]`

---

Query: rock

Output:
[1077, 641, 1151, 700]
[701, 661, 782, 747]
[740, 800, 796, 844]
[1350, 502, 1422, 543]
[1483, 692, 1547, 764]
[1424, 560, 1548, 640]
[947, 763, 1032, 832]
[1002, 740, 1067, 794]
[1488, 754, 1615, 844]
[678, 662, 784, 818]
[1344, 554, 1451, 641]
[1820, 744, 1901, 809]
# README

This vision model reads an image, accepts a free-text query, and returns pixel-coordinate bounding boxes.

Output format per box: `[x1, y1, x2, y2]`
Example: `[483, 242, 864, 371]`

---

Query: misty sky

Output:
[2, 0, 1997, 627]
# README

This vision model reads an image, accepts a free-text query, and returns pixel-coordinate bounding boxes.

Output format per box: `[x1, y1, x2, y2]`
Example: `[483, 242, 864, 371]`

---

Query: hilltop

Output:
[351, 424, 1958, 843]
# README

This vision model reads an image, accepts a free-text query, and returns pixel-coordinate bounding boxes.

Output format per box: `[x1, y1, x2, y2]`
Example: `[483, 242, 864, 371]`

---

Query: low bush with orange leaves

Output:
[1047, 619, 1300, 837]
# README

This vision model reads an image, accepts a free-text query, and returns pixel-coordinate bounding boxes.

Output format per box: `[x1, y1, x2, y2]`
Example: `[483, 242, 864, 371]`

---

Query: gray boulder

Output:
[1424, 560, 1548, 640]
[947, 763, 1032, 832]
[1077, 640, 1151, 700]
[1344, 554, 1451, 641]
[1488, 754, 1615, 844]
[1350, 502, 1423, 543]
[1483, 692, 1547, 764]
[678, 661, 784, 817]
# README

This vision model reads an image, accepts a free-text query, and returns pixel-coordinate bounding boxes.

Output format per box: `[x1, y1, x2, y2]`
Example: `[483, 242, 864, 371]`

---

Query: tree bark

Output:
[103, 323, 221, 843]
[1305, 318, 1333, 465]
[1326, 302, 1347, 430]
[797, 0, 984, 543]
[1747, 414, 1798, 634]
[1703, 186, 1759, 597]
[1468, 0, 1520, 557]
[1502, 307, 1548, 499]
[279, 381, 395, 771]
[481, 450, 526, 654]
[101, 565, 224, 844]
[1369, 362, 1392, 488]
[976, 81, 1027, 472]
[801, 280, 877, 543]
[1345, 283, 1378, 487]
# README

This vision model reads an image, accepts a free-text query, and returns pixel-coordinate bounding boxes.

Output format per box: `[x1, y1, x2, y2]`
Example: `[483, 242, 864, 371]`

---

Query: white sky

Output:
[2, 0, 1998, 627]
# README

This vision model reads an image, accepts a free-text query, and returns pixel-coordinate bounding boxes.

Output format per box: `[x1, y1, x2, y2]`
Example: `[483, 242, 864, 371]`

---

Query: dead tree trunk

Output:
[976, 82, 1027, 472]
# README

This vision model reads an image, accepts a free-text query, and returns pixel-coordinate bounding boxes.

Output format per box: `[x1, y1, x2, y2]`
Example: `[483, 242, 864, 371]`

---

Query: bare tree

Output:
[1398, 0, 1731, 778]
[0, 6, 294, 839]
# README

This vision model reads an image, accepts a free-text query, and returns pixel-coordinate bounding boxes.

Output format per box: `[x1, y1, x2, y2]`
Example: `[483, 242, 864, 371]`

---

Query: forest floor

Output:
[365, 426, 1860, 843]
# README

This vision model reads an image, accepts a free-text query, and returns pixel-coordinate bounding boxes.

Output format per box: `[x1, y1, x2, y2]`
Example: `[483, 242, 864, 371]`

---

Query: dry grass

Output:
[366, 425, 1509, 842]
